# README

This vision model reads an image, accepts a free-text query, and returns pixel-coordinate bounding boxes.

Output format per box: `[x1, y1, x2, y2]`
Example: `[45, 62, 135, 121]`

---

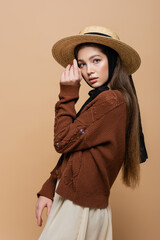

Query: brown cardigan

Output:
[37, 83, 127, 209]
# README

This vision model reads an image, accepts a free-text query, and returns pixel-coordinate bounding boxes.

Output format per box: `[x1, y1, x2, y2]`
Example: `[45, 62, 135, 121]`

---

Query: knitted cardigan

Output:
[37, 82, 127, 209]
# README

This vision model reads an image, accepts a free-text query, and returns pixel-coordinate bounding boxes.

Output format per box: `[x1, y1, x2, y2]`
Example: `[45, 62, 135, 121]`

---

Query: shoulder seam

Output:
[96, 90, 126, 104]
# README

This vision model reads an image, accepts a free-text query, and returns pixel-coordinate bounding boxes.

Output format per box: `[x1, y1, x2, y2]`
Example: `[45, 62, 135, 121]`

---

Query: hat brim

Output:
[52, 34, 141, 75]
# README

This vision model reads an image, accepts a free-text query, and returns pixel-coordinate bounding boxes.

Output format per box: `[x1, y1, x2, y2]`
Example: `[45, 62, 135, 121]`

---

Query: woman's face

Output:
[77, 46, 109, 88]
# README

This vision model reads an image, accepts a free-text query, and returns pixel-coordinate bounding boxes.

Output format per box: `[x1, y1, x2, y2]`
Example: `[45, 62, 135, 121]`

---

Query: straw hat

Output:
[52, 26, 141, 75]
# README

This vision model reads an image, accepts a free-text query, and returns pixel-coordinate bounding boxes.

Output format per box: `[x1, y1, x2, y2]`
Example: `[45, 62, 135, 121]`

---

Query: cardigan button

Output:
[79, 128, 85, 135]
[55, 142, 60, 148]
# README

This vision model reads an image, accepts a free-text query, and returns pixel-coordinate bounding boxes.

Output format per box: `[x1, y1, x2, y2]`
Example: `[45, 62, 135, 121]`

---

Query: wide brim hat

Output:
[52, 26, 141, 75]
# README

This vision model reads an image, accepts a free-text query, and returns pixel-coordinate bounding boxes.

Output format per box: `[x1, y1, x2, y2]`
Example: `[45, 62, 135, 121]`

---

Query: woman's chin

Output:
[85, 81, 96, 87]
[90, 82, 101, 88]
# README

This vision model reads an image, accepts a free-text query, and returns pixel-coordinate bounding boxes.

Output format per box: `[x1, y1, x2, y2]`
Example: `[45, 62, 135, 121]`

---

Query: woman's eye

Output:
[78, 63, 85, 68]
[93, 59, 100, 63]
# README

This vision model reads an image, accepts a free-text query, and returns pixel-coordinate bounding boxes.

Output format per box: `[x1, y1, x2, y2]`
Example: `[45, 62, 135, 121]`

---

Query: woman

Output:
[35, 26, 148, 240]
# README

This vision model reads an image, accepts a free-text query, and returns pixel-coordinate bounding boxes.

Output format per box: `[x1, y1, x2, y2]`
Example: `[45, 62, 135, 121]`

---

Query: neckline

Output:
[88, 85, 110, 97]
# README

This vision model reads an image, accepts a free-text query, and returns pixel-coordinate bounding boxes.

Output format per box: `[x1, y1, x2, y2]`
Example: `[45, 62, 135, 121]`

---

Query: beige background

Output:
[0, 0, 159, 239]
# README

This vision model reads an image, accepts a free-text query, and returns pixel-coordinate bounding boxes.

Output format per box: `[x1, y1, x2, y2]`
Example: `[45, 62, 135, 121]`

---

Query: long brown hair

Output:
[110, 56, 140, 189]
[74, 43, 140, 189]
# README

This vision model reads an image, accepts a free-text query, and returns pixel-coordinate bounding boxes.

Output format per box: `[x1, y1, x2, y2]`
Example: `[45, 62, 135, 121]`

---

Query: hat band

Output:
[84, 32, 112, 38]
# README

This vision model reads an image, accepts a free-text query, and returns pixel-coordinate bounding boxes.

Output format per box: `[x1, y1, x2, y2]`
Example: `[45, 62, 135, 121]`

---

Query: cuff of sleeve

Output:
[36, 176, 57, 201]
[59, 82, 81, 98]
[37, 191, 53, 201]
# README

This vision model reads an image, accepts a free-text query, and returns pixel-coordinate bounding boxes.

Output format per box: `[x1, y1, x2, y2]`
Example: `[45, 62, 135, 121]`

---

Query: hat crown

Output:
[79, 26, 120, 40]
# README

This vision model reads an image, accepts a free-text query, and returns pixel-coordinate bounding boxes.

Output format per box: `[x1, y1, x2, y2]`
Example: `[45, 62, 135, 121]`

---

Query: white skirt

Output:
[38, 178, 112, 240]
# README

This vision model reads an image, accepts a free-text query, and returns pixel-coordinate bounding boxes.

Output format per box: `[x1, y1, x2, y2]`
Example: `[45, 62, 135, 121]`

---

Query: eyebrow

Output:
[78, 54, 101, 62]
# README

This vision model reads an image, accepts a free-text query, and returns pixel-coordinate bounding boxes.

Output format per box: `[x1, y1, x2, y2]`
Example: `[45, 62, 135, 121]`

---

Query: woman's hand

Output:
[60, 59, 82, 85]
[35, 196, 53, 227]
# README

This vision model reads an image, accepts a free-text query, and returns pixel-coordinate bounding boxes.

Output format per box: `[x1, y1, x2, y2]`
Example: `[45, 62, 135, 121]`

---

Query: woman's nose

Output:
[87, 64, 94, 75]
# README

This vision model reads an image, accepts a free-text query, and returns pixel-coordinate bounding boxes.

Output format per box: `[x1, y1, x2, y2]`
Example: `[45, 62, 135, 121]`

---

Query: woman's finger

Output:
[73, 58, 78, 67]
[36, 205, 43, 226]
[60, 61, 81, 85]
[64, 64, 71, 80]
[73, 59, 82, 81]
[73, 59, 78, 77]
[69, 65, 74, 82]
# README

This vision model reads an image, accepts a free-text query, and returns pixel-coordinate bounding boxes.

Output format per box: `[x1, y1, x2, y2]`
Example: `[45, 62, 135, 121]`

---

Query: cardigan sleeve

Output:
[37, 165, 59, 200]
[54, 83, 127, 154]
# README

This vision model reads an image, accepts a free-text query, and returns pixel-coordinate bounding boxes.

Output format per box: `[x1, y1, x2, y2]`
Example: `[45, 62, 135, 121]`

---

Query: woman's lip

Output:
[89, 78, 98, 83]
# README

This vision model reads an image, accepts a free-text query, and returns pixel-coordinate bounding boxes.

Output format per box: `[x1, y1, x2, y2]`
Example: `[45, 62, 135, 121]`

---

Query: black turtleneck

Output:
[76, 83, 110, 118]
